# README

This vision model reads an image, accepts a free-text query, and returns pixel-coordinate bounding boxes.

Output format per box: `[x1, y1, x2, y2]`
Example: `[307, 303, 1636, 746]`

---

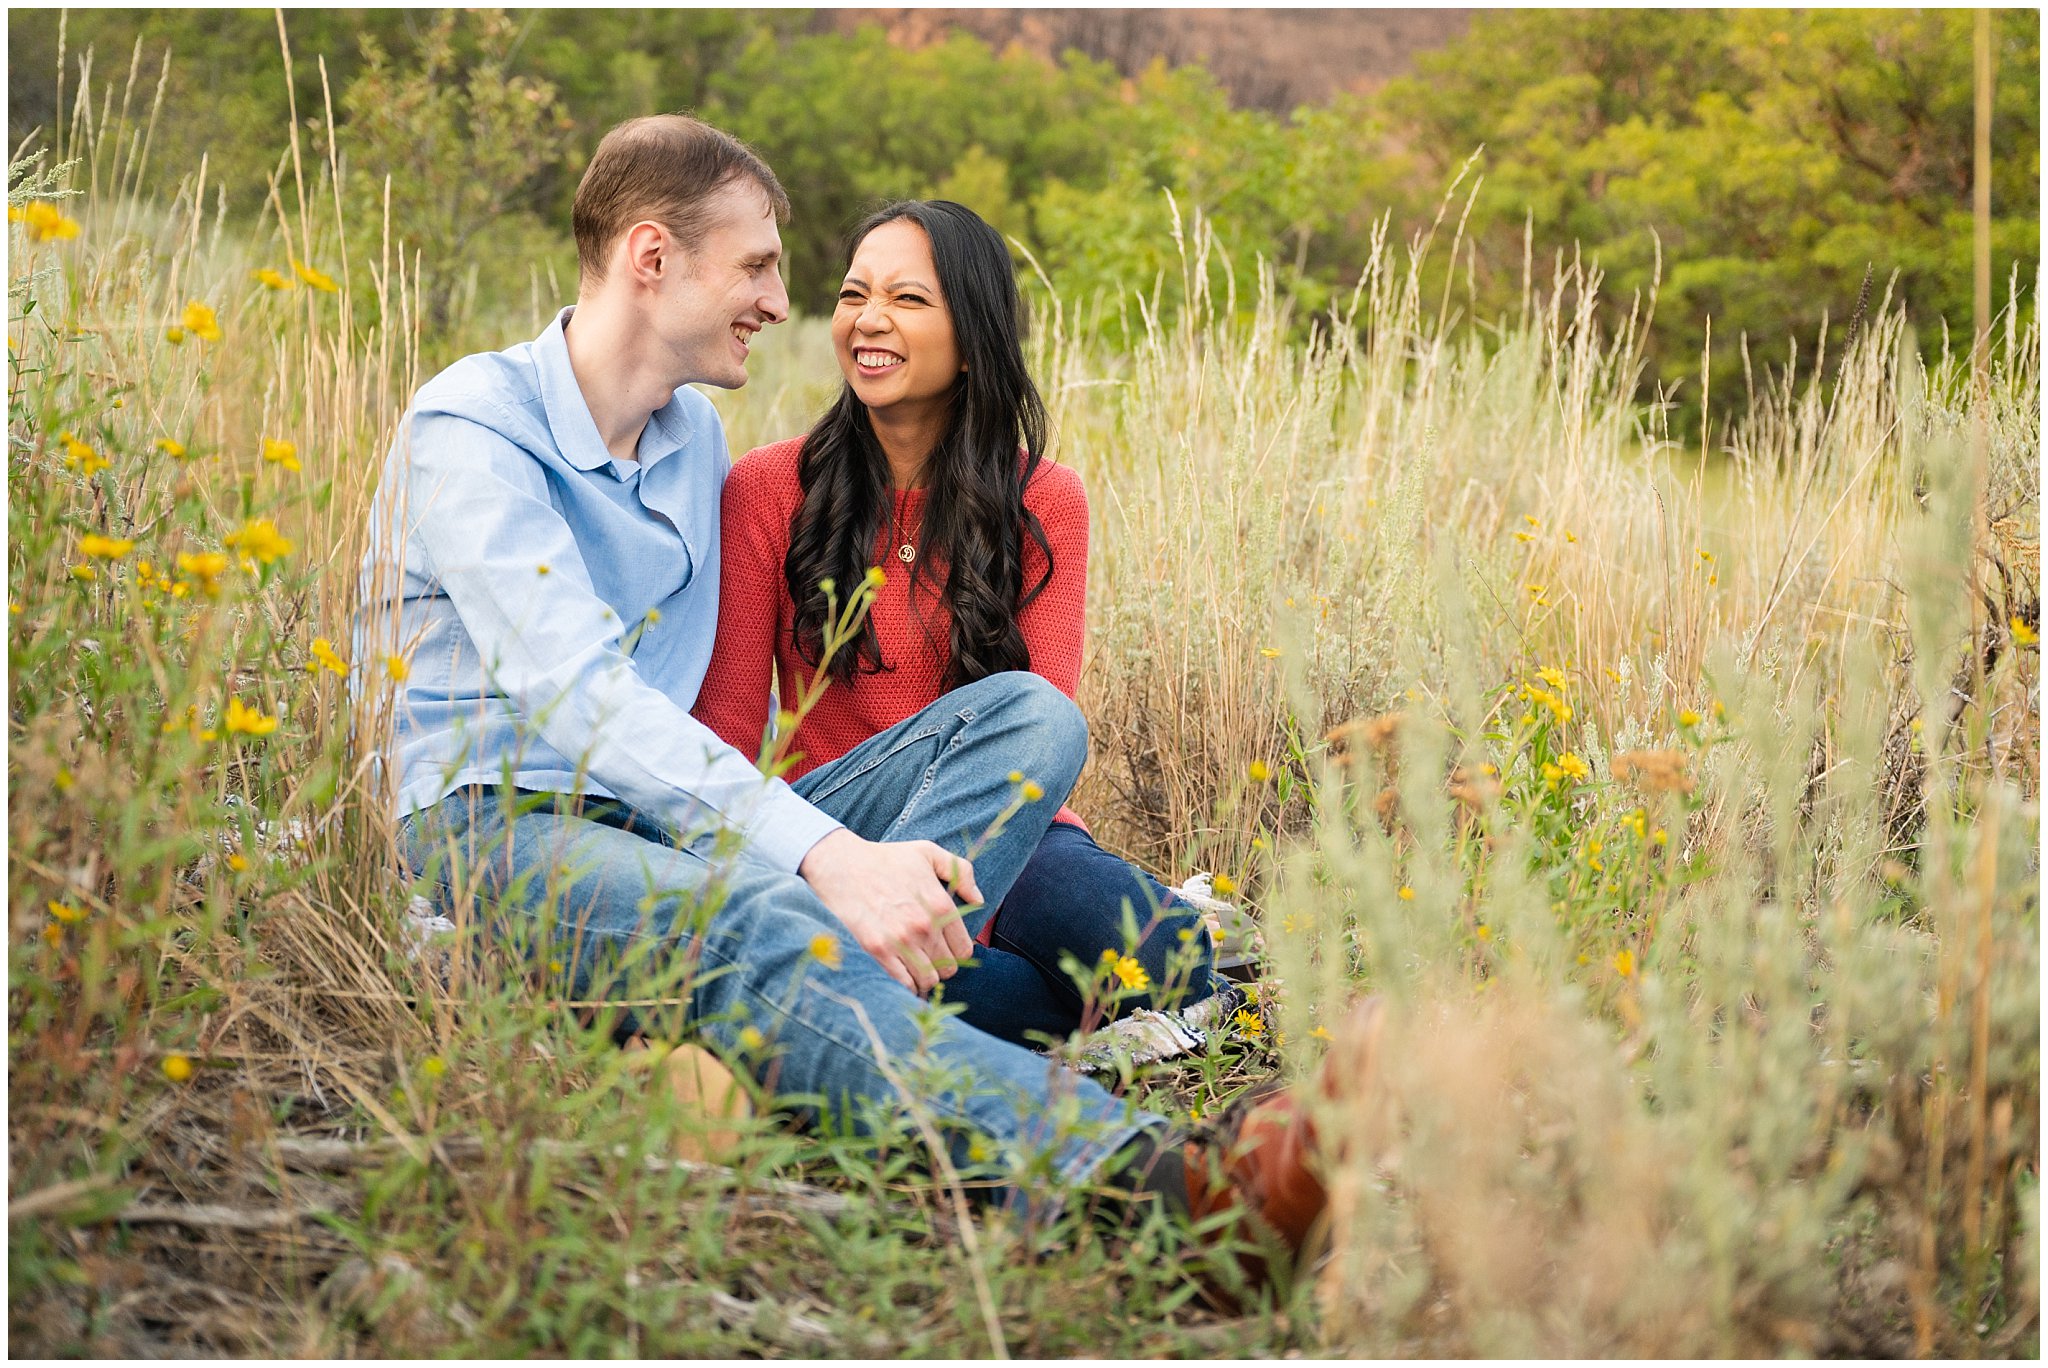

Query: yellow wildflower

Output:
[308, 637, 349, 676]
[1308, 1024, 1332, 1041]
[223, 696, 280, 737]
[536, 564, 551, 576]
[225, 518, 294, 565]
[738, 1025, 767, 1052]
[261, 438, 301, 472]
[78, 534, 135, 559]
[165, 326, 186, 344]
[385, 654, 410, 682]
[161, 1054, 195, 1083]
[154, 436, 189, 460]
[181, 300, 222, 343]
[421, 1056, 446, 1078]
[48, 900, 85, 923]
[1527, 583, 1546, 598]
[1555, 752, 1590, 782]
[59, 432, 110, 476]
[2011, 616, 2038, 649]
[546, 958, 565, 975]
[1564, 530, 1579, 544]
[1475, 924, 1493, 942]
[863, 565, 886, 588]
[1259, 646, 1282, 659]
[54, 768, 74, 792]
[177, 551, 230, 595]
[1110, 955, 1150, 991]
[1210, 873, 1237, 898]
[1397, 885, 1414, 901]
[645, 608, 661, 624]
[1678, 708, 1702, 728]
[807, 933, 842, 970]
[68, 564, 97, 582]
[1523, 514, 1541, 528]
[226, 853, 250, 873]
[254, 266, 294, 290]
[1019, 779, 1045, 803]
[1233, 1009, 1265, 1037]
[1537, 666, 1567, 691]
[1612, 948, 1636, 978]
[1247, 759, 1272, 784]
[292, 259, 339, 293]
[12, 200, 81, 242]
[1514, 530, 1534, 543]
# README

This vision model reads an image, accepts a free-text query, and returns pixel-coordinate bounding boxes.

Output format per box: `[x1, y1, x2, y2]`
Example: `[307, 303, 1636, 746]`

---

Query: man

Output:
[360, 114, 1348, 1275]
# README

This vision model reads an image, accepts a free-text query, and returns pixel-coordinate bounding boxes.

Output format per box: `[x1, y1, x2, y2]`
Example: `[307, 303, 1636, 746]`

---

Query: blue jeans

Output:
[941, 823, 1218, 1046]
[401, 673, 1159, 1195]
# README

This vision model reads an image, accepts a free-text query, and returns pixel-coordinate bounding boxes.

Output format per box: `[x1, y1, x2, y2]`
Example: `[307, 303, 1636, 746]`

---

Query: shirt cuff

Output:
[743, 784, 844, 875]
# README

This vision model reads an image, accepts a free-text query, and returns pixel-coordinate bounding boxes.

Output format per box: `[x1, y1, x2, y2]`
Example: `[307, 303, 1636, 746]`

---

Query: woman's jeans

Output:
[401, 673, 1158, 1195]
[941, 822, 1218, 1046]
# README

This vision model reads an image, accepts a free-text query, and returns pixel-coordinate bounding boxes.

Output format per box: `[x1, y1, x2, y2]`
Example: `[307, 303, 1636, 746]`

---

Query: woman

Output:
[694, 199, 1216, 1046]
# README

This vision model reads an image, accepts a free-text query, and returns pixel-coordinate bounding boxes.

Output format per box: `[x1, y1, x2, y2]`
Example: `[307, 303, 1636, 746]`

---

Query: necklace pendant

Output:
[897, 542, 916, 564]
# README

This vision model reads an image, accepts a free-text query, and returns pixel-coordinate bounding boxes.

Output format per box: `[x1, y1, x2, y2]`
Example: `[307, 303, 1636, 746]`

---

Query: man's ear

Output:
[621, 220, 674, 287]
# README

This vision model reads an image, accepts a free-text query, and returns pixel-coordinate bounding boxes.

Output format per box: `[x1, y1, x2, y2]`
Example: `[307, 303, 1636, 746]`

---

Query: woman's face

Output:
[832, 219, 963, 429]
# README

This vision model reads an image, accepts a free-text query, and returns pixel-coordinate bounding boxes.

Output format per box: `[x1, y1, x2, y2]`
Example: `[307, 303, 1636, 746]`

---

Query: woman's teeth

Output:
[855, 350, 903, 369]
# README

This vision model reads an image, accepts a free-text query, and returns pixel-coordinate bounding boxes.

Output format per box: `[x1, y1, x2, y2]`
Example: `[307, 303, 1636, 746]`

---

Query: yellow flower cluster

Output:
[254, 266, 294, 290]
[78, 533, 135, 560]
[292, 260, 340, 293]
[807, 933, 842, 970]
[1099, 949, 1150, 991]
[308, 638, 349, 677]
[1541, 752, 1591, 786]
[261, 438, 300, 472]
[223, 697, 279, 737]
[179, 300, 222, 343]
[225, 518, 294, 565]
[10, 200, 81, 242]
[58, 432, 109, 477]
[177, 551, 230, 596]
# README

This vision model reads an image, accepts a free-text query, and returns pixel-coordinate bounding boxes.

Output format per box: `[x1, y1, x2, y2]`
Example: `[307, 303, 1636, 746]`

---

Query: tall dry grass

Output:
[8, 48, 2039, 1358]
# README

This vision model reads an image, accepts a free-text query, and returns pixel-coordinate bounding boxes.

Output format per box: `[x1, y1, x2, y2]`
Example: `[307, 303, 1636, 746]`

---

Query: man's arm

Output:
[396, 413, 972, 990]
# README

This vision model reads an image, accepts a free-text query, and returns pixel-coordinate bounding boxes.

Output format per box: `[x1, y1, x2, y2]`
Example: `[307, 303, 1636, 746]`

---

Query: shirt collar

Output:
[535, 306, 699, 478]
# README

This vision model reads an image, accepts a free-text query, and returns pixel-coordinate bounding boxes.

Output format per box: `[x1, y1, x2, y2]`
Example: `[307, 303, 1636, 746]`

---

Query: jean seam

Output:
[801, 718, 949, 805]
[892, 725, 970, 836]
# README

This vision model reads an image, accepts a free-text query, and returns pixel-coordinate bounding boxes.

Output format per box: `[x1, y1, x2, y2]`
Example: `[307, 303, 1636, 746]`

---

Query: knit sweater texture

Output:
[693, 437, 1089, 828]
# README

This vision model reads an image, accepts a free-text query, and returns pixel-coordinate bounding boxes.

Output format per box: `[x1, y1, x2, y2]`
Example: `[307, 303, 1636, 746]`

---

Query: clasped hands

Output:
[798, 828, 979, 994]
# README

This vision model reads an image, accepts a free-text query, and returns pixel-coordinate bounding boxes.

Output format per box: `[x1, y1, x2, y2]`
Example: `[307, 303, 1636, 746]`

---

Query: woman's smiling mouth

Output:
[853, 348, 905, 372]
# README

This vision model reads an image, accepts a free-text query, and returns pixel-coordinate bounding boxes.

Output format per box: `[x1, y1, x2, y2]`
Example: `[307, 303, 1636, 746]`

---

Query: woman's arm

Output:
[691, 448, 793, 764]
[1016, 461, 1089, 698]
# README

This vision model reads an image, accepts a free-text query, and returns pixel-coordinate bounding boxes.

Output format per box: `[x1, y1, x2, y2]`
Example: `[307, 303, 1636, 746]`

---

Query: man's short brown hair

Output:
[572, 115, 790, 283]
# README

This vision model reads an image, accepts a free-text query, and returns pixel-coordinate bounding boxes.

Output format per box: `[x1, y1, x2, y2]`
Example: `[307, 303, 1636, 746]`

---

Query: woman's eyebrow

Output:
[884, 277, 936, 293]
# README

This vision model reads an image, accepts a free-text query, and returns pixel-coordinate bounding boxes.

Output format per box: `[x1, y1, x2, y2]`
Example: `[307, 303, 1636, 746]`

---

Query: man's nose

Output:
[760, 270, 790, 325]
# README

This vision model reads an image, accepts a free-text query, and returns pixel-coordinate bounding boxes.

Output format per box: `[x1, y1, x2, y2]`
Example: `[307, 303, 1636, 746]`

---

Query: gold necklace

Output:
[891, 488, 917, 564]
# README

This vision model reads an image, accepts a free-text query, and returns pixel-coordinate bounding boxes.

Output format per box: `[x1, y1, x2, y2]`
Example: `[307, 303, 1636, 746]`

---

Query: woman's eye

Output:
[836, 290, 862, 303]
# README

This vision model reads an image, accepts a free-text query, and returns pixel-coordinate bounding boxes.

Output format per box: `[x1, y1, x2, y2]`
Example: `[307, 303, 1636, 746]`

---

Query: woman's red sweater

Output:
[692, 437, 1091, 830]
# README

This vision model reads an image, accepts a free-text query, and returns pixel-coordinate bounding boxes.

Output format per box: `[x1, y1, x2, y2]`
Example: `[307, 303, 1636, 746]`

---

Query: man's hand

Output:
[797, 829, 979, 993]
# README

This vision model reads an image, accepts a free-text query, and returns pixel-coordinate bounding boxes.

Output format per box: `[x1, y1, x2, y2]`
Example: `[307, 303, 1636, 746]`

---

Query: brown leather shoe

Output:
[1117, 997, 1385, 1308]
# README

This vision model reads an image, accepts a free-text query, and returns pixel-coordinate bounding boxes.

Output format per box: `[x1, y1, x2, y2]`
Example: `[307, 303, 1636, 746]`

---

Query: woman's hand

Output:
[798, 829, 980, 993]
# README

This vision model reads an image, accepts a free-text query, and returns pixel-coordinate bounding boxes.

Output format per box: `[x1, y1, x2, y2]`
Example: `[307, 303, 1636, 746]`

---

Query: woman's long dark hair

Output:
[785, 200, 1053, 689]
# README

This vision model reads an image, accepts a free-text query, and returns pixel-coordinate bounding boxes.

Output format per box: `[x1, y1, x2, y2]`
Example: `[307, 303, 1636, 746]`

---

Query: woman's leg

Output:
[946, 822, 1217, 1039]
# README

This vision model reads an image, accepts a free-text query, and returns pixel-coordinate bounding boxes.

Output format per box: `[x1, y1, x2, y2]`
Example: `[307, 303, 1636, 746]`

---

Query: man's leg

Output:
[403, 783, 1158, 1193]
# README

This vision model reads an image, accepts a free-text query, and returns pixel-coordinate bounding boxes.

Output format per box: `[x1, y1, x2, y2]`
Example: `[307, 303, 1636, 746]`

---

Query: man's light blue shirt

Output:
[357, 307, 841, 872]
